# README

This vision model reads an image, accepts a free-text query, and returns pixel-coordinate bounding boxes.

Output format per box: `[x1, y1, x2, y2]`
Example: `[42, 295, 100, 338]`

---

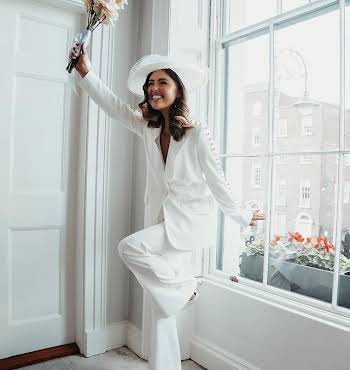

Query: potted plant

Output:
[239, 232, 350, 308]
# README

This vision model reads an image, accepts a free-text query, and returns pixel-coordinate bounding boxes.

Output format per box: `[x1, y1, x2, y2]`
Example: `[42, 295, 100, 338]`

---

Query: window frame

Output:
[205, 0, 350, 325]
[301, 115, 313, 136]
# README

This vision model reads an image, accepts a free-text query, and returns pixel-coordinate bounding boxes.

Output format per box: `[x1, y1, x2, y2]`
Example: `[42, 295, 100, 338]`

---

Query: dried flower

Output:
[67, 0, 128, 73]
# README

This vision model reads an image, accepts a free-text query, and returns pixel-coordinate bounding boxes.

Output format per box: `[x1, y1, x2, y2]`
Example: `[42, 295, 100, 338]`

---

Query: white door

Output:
[0, 0, 83, 358]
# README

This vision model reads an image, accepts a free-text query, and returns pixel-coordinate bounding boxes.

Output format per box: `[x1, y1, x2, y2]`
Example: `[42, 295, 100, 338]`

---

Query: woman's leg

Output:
[117, 222, 196, 370]
[117, 222, 196, 317]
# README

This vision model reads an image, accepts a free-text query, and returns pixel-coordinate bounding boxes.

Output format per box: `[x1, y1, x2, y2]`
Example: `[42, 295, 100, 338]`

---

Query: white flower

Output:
[82, 0, 93, 11]
[115, 0, 128, 10]
[93, 0, 120, 23]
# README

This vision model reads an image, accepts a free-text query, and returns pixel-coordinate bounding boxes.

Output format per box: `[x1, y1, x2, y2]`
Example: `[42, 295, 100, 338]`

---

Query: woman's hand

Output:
[249, 211, 266, 226]
[70, 42, 91, 78]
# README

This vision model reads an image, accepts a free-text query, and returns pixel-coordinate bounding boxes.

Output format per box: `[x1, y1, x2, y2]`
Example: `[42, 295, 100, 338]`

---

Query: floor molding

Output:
[126, 322, 143, 359]
[190, 336, 261, 370]
[84, 320, 129, 357]
[0, 343, 80, 370]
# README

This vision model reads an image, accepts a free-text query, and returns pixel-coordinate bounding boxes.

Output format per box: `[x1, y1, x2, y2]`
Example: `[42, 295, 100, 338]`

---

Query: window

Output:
[301, 115, 313, 136]
[213, 0, 349, 318]
[277, 146, 287, 164]
[277, 118, 288, 137]
[300, 152, 313, 164]
[276, 180, 287, 206]
[252, 164, 262, 188]
[299, 179, 311, 208]
[252, 127, 261, 146]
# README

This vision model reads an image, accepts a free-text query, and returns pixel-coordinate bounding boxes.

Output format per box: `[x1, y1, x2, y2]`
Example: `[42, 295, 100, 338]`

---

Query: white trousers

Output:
[117, 221, 197, 370]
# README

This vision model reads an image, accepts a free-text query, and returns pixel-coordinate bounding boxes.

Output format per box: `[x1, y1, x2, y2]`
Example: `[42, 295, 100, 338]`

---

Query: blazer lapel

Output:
[148, 126, 187, 181]
[164, 134, 186, 181]
[149, 127, 164, 181]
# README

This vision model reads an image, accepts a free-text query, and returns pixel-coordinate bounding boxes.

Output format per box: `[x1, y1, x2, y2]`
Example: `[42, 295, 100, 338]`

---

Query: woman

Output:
[70, 43, 265, 370]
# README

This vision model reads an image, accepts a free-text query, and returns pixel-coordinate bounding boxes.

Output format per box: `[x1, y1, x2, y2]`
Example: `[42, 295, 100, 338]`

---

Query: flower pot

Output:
[239, 253, 350, 308]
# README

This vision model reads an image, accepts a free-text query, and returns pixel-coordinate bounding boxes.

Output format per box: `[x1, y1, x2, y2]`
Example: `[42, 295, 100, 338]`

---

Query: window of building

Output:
[277, 146, 288, 164]
[300, 152, 313, 164]
[252, 164, 262, 188]
[301, 115, 313, 136]
[276, 180, 287, 206]
[299, 179, 311, 208]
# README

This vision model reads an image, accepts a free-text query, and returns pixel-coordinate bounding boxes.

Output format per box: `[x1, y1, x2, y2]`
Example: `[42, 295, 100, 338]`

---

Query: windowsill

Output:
[204, 270, 350, 330]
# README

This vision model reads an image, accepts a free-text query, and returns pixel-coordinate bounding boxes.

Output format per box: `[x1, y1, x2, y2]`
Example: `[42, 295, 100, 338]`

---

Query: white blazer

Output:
[75, 70, 253, 251]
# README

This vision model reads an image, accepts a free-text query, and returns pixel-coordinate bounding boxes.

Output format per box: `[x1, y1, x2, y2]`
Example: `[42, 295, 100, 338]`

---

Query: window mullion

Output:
[331, 0, 346, 309]
[262, 23, 275, 287]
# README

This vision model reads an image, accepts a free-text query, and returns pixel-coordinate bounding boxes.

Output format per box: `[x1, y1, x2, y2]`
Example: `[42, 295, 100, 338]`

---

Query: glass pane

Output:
[224, 1, 318, 35]
[281, 0, 315, 13]
[274, 9, 340, 152]
[224, 0, 276, 34]
[226, 35, 269, 155]
[338, 155, 350, 309]
[266, 154, 338, 303]
[345, 5, 350, 150]
[216, 157, 268, 281]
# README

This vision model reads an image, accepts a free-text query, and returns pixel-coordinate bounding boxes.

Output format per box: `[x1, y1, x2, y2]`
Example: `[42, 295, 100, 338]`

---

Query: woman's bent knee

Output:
[117, 235, 138, 260]
[117, 239, 127, 259]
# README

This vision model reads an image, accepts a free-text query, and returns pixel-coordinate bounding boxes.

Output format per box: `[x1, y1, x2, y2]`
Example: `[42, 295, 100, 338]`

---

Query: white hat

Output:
[127, 54, 208, 97]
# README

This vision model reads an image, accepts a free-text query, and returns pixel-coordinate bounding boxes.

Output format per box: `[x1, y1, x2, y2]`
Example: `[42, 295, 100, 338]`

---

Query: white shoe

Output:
[182, 276, 204, 311]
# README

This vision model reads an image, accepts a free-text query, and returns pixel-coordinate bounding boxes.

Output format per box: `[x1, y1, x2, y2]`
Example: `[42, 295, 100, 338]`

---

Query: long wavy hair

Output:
[138, 68, 194, 141]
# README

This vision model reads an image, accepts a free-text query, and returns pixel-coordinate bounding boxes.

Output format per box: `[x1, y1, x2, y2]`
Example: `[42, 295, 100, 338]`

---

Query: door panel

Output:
[0, 0, 84, 358]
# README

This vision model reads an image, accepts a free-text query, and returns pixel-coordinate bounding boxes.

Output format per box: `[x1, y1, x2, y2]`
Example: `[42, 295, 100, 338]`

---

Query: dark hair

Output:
[138, 68, 194, 141]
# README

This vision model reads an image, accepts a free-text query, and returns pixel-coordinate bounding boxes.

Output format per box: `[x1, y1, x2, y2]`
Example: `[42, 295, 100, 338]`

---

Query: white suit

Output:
[74, 70, 253, 370]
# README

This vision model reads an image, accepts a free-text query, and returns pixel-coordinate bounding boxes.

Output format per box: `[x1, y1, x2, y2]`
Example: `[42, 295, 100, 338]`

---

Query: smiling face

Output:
[146, 70, 179, 115]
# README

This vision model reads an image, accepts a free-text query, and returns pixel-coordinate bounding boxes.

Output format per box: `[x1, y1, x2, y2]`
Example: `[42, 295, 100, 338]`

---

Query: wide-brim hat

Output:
[127, 54, 208, 97]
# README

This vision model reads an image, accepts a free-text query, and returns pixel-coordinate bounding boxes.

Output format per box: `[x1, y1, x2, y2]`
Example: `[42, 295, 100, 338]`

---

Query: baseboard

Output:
[126, 322, 143, 359]
[0, 343, 80, 370]
[84, 321, 129, 357]
[190, 336, 261, 370]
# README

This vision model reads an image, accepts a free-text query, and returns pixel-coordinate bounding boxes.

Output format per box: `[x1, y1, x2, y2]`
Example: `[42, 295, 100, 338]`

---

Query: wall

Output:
[105, 0, 142, 325]
[192, 280, 350, 370]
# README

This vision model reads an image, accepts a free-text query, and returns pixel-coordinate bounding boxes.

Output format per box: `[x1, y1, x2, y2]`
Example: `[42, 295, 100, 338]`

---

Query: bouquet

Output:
[66, 0, 128, 73]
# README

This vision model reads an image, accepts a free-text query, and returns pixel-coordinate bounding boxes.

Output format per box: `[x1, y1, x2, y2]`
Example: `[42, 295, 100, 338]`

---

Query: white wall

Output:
[193, 281, 350, 370]
[105, 0, 142, 325]
[128, 0, 154, 330]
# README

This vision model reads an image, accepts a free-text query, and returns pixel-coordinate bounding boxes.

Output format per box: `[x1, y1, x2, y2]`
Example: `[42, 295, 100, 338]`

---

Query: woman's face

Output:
[147, 70, 179, 114]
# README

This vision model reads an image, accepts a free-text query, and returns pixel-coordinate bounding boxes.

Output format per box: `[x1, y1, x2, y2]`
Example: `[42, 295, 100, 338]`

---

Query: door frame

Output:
[50, 0, 115, 357]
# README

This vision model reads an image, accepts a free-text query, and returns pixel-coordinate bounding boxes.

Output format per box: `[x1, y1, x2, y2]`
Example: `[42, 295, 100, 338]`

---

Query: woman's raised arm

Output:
[71, 43, 146, 137]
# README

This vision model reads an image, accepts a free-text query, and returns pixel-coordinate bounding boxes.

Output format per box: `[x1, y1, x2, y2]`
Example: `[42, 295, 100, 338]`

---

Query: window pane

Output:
[281, 0, 316, 13]
[224, 0, 276, 34]
[216, 157, 267, 280]
[338, 156, 350, 309]
[274, 10, 340, 152]
[226, 35, 269, 155]
[267, 154, 338, 302]
[224, 1, 317, 35]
